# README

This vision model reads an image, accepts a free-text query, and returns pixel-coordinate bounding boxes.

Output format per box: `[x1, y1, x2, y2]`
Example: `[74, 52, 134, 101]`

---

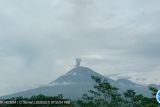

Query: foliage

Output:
[0, 76, 159, 107]
[78, 75, 159, 107]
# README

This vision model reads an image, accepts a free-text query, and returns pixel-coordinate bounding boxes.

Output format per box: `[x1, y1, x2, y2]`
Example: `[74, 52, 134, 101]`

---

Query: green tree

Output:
[78, 76, 123, 107]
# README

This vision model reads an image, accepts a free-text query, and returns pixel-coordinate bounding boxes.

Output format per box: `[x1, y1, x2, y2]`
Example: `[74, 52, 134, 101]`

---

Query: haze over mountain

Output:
[1, 59, 158, 99]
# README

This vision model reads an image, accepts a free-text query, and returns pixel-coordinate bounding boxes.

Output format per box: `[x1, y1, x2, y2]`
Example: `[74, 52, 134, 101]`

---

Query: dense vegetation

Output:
[77, 76, 158, 107]
[0, 76, 159, 107]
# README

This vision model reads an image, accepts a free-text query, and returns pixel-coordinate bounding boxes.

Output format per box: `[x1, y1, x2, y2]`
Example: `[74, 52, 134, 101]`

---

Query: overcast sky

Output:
[0, 0, 160, 96]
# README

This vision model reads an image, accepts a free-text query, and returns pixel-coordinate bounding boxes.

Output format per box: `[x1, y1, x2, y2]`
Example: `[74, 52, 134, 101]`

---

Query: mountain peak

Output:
[1, 62, 153, 99]
[49, 66, 102, 85]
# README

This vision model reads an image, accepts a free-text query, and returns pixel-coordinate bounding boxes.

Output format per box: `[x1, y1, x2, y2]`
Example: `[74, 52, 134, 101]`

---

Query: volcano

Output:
[0, 59, 156, 99]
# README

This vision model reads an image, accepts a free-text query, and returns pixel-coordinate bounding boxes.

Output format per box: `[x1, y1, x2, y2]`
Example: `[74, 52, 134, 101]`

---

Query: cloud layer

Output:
[0, 0, 160, 96]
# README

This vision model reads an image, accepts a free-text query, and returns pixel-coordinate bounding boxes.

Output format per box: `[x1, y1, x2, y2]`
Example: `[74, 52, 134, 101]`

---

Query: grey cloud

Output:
[0, 0, 160, 95]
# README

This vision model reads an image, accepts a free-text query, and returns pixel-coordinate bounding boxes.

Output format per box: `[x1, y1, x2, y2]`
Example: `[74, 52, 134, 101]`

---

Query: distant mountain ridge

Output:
[1, 64, 159, 99]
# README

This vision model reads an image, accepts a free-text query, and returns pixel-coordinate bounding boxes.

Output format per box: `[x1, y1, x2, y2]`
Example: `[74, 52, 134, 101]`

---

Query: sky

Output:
[0, 0, 160, 96]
